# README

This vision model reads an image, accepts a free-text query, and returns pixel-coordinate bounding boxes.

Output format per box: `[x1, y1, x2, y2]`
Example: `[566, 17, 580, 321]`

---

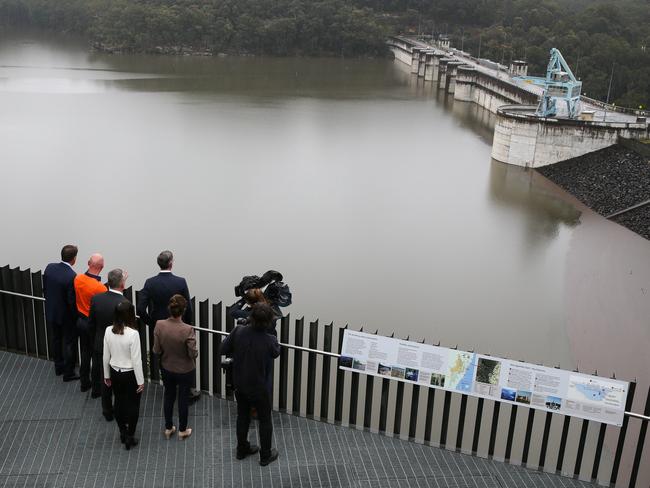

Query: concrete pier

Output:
[491, 105, 650, 167]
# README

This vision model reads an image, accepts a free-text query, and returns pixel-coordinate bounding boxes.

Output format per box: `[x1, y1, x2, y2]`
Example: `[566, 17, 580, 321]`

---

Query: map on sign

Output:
[338, 330, 629, 426]
[447, 351, 476, 393]
[567, 375, 626, 408]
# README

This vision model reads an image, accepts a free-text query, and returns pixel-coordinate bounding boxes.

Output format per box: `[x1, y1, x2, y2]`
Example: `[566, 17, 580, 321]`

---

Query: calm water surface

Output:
[1, 31, 649, 392]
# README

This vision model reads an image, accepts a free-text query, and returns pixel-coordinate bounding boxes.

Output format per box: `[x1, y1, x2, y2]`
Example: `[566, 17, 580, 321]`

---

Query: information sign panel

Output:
[339, 330, 628, 426]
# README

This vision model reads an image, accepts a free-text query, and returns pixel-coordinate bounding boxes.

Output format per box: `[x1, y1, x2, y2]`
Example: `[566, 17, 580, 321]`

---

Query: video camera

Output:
[234, 270, 283, 297]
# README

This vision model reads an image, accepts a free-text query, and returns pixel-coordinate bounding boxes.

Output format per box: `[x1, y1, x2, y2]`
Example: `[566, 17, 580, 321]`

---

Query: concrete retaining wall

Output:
[492, 106, 650, 167]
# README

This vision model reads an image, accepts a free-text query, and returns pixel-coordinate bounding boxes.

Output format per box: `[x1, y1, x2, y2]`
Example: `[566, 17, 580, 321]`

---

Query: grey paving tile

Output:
[0, 351, 598, 488]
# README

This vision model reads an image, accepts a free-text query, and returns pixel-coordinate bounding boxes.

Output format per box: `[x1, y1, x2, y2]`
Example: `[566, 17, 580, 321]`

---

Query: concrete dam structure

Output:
[388, 36, 650, 168]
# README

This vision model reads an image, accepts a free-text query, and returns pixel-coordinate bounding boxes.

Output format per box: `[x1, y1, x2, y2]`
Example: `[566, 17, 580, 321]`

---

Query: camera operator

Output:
[230, 289, 280, 335]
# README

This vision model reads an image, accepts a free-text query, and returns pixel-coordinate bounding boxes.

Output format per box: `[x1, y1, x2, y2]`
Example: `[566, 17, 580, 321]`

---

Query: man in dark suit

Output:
[137, 251, 194, 388]
[43, 245, 79, 381]
[88, 268, 129, 421]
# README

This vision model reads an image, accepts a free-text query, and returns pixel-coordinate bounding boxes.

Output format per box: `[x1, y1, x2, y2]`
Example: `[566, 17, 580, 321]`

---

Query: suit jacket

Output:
[43, 262, 77, 324]
[137, 272, 193, 326]
[88, 290, 130, 351]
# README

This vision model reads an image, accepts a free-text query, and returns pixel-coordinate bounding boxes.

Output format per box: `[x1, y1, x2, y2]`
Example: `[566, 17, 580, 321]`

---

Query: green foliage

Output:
[0, 0, 648, 106]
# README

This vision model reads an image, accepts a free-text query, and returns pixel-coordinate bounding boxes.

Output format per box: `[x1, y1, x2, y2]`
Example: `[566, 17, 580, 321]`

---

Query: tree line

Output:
[0, 0, 648, 107]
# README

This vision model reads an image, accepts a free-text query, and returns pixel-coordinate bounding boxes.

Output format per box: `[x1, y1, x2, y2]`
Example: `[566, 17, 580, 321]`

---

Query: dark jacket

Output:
[221, 325, 280, 395]
[137, 272, 193, 326]
[88, 290, 130, 351]
[43, 262, 77, 324]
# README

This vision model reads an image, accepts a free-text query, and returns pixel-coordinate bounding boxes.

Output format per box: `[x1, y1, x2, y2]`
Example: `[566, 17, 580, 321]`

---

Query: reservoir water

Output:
[1, 30, 649, 397]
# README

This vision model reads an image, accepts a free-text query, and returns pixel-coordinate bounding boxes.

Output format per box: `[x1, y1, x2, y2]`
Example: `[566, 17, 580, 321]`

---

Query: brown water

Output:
[1, 30, 648, 394]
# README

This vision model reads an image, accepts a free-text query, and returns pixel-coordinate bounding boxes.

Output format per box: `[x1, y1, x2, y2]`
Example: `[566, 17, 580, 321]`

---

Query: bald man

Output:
[74, 253, 107, 392]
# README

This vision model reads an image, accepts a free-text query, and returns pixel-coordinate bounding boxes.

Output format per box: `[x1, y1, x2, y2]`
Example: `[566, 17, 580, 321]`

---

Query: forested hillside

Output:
[0, 0, 648, 107]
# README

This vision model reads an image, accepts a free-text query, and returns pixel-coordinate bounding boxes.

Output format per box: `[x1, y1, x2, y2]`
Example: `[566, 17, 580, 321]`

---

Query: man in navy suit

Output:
[137, 251, 193, 385]
[43, 245, 79, 381]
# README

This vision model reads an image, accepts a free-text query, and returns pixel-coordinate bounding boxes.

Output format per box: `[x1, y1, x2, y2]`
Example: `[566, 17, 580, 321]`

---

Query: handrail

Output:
[1, 288, 647, 420]
[0, 289, 45, 301]
[0, 288, 341, 358]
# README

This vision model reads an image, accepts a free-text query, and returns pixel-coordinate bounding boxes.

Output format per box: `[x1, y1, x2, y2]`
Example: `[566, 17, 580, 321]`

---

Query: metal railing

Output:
[0, 264, 648, 488]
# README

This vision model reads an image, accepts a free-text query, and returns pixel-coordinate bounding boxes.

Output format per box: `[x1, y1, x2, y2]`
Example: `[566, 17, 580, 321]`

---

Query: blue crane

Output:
[515, 48, 582, 118]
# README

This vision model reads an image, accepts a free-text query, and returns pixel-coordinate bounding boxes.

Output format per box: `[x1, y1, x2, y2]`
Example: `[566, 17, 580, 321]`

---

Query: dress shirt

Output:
[103, 326, 144, 385]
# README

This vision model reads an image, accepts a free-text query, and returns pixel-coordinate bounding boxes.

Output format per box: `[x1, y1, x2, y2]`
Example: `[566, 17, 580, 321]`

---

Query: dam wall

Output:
[388, 37, 537, 114]
[388, 35, 650, 167]
[491, 105, 650, 168]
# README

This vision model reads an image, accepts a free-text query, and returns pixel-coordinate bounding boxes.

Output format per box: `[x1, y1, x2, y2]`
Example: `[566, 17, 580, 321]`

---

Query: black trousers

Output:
[92, 350, 114, 417]
[235, 389, 273, 458]
[49, 319, 77, 377]
[77, 317, 94, 389]
[162, 368, 194, 431]
[111, 368, 141, 437]
[48, 320, 65, 374]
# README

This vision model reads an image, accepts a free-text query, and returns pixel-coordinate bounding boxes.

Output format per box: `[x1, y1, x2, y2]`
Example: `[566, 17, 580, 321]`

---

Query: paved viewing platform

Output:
[0, 351, 597, 488]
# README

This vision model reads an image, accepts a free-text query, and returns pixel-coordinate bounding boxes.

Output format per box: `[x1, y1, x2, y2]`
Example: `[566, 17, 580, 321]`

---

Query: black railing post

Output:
[393, 381, 405, 436]
[134, 290, 149, 380]
[610, 380, 636, 486]
[306, 320, 318, 418]
[320, 322, 333, 420]
[573, 419, 590, 478]
[521, 408, 535, 466]
[11, 267, 26, 353]
[0, 266, 8, 350]
[349, 327, 363, 427]
[19, 269, 36, 356]
[122, 286, 133, 303]
[31, 271, 47, 359]
[379, 378, 390, 434]
[334, 325, 347, 423]
[278, 314, 290, 411]
[556, 416, 572, 473]
[212, 302, 222, 396]
[538, 412, 554, 470]
[488, 401, 501, 458]
[424, 388, 436, 443]
[629, 385, 650, 488]
[439, 391, 452, 447]
[292, 317, 304, 414]
[471, 398, 484, 455]
[224, 305, 235, 399]
[455, 394, 468, 451]
[504, 405, 518, 463]
[2, 266, 19, 351]
[590, 423, 607, 482]
[199, 299, 209, 392]
[409, 385, 420, 440]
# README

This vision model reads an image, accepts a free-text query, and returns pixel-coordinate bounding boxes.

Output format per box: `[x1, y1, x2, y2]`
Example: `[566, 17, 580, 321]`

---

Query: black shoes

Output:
[103, 414, 114, 422]
[124, 436, 138, 450]
[259, 448, 279, 466]
[80, 384, 91, 392]
[236, 444, 260, 460]
[62, 375, 80, 382]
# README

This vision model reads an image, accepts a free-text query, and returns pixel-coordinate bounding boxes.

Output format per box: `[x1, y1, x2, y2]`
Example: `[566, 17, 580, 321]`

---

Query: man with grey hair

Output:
[88, 268, 130, 420]
[137, 251, 193, 378]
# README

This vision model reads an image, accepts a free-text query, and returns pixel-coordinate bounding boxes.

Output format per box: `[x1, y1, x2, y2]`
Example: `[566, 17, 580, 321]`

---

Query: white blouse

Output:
[103, 326, 145, 385]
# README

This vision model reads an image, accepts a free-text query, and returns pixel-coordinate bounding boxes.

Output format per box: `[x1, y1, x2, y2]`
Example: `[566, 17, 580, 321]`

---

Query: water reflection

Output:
[489, 161, 581, 243]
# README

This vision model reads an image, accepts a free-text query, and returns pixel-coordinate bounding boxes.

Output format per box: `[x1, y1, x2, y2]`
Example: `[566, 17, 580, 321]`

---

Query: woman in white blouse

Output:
[103, 301, 144, 450]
